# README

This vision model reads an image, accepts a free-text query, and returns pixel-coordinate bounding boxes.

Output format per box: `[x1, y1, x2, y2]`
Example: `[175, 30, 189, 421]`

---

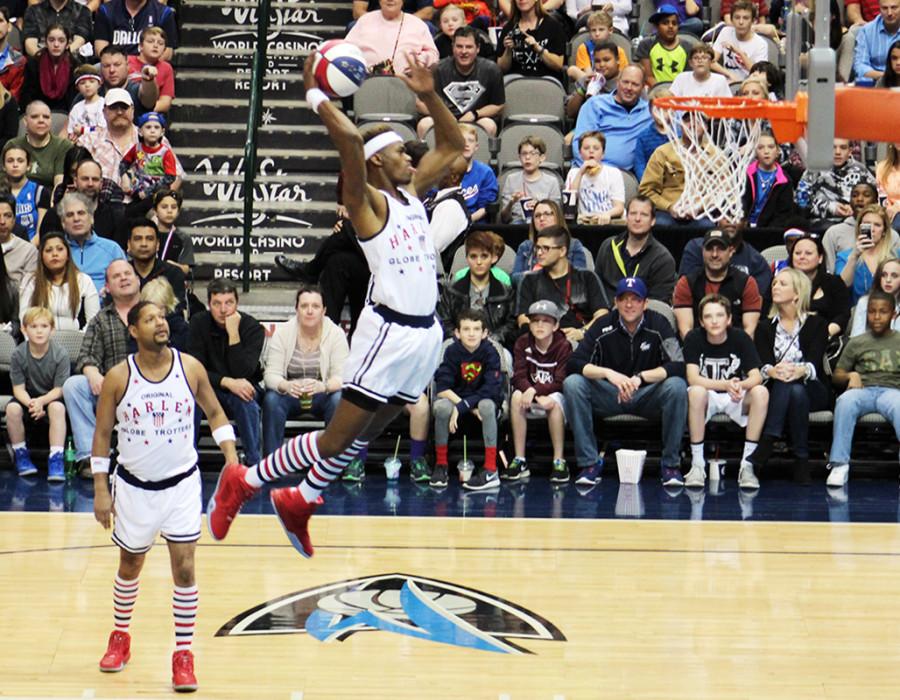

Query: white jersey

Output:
[116, 350, 197, 480]
[358, 188, 438, 316]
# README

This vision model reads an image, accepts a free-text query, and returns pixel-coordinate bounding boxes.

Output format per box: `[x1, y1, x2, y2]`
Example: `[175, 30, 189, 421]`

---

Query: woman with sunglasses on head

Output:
[788, 234, 850, 339]
[849, 258, 900, 336]
[511, 198, 587, 284]
[747, 268, 831, 485]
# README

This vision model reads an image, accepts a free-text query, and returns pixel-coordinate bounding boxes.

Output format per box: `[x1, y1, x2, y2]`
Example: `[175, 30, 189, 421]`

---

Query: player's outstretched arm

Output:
[185, 354, 240, 465]
[302, 54, 383, 238]
[91, 362, 126, 529]
[402, 53, 465, 198]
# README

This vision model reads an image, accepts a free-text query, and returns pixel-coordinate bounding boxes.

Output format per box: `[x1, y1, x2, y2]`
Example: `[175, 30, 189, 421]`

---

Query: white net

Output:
[654, 100, 764, 225]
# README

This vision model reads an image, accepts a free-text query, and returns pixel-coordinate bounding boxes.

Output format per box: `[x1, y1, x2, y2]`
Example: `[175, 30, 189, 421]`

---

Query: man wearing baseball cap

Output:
[564, 276, 688, 487]
[672, 229, 762, 339]
[506, 300, 573, 483]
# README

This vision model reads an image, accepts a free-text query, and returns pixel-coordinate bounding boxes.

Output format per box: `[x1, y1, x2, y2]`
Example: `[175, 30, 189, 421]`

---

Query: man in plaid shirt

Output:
[62, 260, 141, 478]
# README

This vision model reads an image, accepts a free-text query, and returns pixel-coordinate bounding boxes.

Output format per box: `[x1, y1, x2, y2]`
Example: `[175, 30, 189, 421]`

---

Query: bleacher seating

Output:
[502, 79, 567, 128]
[352, 76, 418, 124]
[497, 124, 566, 173]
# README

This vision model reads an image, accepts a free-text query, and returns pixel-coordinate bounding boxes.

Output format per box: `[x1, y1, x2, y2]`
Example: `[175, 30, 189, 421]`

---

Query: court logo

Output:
[216, 573, 565, 654]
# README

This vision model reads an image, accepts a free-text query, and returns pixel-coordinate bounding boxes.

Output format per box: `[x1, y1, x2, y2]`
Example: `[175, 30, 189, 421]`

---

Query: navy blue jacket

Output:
[434, 338, 503, 414]
[567, 308, 685, 379]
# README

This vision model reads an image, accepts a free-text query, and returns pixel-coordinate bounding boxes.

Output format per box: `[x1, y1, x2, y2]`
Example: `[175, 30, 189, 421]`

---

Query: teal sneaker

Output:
[409, 456, 431, 483]
[550, 458, 569, 483]
[342, 457, 366, 482]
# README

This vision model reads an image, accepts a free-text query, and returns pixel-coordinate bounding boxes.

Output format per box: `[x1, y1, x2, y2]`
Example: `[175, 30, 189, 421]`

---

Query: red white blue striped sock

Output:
[113, 575, 139, 632]
[250, 431, 324, 486]
[298, 440, 368, 503]
[173, 584, 198, 651]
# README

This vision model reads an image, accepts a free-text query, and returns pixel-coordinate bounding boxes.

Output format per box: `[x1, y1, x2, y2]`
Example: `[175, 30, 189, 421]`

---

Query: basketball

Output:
[312, 40, 367, 98]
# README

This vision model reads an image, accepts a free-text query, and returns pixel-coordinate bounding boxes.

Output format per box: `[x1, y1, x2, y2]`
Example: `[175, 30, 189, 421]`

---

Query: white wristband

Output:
[91, 456, 110, 474]
[306, 87, 329, 114]
[212, 424, 236, 446]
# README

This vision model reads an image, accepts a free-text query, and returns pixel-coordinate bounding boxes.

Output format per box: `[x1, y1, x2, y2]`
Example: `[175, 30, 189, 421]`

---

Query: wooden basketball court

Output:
[3, 511, 900, 699]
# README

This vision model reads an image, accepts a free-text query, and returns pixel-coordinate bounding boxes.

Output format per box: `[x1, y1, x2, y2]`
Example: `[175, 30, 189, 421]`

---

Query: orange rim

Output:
[652, 96, 773, 119]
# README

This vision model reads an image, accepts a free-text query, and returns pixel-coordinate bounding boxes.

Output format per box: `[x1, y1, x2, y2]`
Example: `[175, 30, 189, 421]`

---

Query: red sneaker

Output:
[207, 463, 258, 541]
[172, 649, 198, 692]
[270, 487, 323, 558]
[98, 630, 130, 672]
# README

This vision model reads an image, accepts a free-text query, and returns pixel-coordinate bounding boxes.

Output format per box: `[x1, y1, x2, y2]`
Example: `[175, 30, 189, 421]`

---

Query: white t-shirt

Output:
[670, 71, 733, 98]
[564, 164, 625, 216]
[713, 27, 769, 81]
[67, 98, 106, 137]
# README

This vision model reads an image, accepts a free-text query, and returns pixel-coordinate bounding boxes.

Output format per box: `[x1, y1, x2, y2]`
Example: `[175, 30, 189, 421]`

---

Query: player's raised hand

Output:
[397, 52, 434, 96]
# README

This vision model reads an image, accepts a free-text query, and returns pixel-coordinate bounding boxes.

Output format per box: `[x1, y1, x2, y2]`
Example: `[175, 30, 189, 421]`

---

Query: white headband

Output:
[364, 131, 403, 160]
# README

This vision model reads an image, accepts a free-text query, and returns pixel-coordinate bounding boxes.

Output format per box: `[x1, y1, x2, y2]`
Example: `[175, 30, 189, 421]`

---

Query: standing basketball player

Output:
[92, 301, 239, 692]
[207, 52, 464, 556]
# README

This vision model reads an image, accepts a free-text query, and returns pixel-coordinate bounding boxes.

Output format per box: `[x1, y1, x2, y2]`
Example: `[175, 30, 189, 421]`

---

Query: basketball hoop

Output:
[652, 96, 776, 224]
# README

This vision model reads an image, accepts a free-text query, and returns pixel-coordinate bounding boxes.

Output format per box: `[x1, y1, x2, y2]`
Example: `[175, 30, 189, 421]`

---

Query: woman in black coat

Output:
[789, 234, 851, 338]
[749, 267, 831, 484]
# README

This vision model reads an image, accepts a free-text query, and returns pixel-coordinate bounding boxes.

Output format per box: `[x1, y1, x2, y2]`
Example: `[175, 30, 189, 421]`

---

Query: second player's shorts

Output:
[111, 466, 202, 554]
[705, 390, 749, 427]
[343, 304, 443, 405]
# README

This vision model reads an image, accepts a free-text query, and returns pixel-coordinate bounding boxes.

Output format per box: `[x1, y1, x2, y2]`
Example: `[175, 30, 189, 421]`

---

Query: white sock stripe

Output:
[307, 471, 332, 488]
[317, 461, 344, 476]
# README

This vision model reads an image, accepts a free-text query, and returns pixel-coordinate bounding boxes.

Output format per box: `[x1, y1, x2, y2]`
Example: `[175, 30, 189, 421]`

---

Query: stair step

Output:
[178, 21, 345, 50]
[177, 145, 340, 172]
[172, 97, 320, 126]
[171, 97, 323, 126]
[168, 122, 332, 150]
[179, 171, 338, 206]
[175, 67, 305, 100]
[180, 1, 352, 29]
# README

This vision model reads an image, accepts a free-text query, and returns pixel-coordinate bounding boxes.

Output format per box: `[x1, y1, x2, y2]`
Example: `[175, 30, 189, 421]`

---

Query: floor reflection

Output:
[1, 469, 898, 523]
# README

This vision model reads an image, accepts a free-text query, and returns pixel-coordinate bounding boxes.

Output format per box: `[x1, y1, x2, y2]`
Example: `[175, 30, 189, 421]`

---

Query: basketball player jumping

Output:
[92, 301, 240, 692]
[207, 52, 464, 555]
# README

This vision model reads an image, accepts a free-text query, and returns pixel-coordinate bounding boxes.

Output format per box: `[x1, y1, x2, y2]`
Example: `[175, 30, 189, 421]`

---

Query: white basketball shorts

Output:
[111, 468, 202, 554]
[343, 305, 443, 404]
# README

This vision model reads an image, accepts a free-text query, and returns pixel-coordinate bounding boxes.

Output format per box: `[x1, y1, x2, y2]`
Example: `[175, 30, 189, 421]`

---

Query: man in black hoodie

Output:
[564, 276, 687, 487]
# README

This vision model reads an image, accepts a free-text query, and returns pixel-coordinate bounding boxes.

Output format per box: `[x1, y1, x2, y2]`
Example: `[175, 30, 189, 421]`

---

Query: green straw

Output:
[463, 435, 467, 462]
[392, 434, 401, 461]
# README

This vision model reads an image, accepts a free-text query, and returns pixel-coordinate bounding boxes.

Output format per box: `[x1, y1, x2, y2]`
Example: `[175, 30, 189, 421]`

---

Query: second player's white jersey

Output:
[358, 188, 438, 316]
[116, 350, 197, 480]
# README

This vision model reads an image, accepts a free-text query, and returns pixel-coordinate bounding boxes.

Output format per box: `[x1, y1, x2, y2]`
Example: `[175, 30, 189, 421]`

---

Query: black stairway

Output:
[170, 0, 351, 284]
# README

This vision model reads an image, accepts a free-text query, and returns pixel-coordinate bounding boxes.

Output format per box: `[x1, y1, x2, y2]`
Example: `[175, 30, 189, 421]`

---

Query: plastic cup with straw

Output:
[457, 434, 475, 483]
[383, 434, 402, 480]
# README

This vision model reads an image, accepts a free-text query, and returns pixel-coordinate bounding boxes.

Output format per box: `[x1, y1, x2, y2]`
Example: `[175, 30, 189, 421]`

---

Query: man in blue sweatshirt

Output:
[563, 276, 688, 486]
[431, 308, 504, 491]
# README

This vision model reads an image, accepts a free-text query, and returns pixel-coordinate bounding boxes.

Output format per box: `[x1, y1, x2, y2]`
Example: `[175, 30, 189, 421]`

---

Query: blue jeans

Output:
[262, 389, 341, 457]
[762, 379, 830, 459]
[194, 387, 263, 465]
[829, 386, 900, 464]
[62, 375, 98, 460]
[564, 374, 688, 468]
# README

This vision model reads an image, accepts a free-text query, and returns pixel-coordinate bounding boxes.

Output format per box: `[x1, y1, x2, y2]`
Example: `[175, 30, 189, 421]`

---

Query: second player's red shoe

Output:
[271, 487, 323, 558]
[207, 463, 258, 541]
[172, 649, 198, 692]
[99, 630, 131, 672]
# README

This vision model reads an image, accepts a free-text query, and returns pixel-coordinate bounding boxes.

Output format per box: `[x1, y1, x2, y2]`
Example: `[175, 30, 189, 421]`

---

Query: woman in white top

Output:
[19, 231, 99, 331]
[261, 284, 349, 457]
